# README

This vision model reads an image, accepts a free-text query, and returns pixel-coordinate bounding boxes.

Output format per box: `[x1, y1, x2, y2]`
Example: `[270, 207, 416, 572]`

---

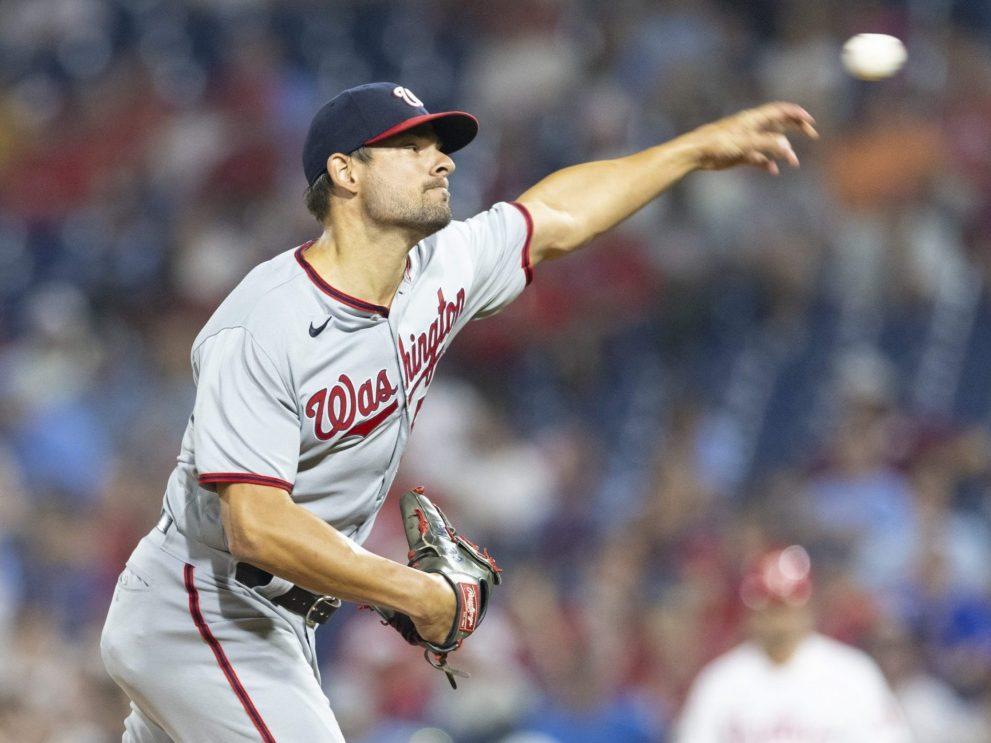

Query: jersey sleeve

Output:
[459, 200, 534, 320]
[191, 327, 300, 493]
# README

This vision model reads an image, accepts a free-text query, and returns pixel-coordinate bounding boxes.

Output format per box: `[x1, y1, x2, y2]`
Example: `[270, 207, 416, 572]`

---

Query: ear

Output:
[326, 152, 360, 195]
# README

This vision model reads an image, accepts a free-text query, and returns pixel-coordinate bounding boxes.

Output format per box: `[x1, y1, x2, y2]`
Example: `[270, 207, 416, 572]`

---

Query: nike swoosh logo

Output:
[309, 317, 332, 337]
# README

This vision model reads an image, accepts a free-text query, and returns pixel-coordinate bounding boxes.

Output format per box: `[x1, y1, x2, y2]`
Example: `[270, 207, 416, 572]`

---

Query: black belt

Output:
[235, 563, 341, 628]
[155, 511, 339, 628]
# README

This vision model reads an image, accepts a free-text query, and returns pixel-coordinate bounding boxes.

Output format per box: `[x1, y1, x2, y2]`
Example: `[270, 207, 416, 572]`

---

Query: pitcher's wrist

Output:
[405, 569, 453, 625]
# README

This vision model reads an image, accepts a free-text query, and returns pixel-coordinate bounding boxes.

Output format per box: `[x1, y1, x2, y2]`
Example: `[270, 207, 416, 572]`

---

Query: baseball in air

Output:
[841, 33, 907, 80]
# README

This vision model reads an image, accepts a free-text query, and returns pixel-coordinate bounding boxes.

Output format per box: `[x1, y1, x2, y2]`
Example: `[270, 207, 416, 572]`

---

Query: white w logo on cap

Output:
[393, 86, 423, 107]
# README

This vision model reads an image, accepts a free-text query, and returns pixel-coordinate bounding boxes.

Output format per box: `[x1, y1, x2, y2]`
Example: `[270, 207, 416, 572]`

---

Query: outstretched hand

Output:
[687, 102, 819, 175]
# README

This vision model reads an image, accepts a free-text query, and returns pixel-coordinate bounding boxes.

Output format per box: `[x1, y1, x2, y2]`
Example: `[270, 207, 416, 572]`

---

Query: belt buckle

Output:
[156, 511, 174, 534]
[305, 595, 341, 628]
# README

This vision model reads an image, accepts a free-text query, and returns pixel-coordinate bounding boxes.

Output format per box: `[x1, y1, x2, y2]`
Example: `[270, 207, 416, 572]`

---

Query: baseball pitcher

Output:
[99, 82, 817, 741]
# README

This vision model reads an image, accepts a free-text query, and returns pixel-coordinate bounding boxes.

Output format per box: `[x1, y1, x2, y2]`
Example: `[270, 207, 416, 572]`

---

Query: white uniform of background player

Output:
[676, 546, 912, 743]
[98, 79, 820, 741]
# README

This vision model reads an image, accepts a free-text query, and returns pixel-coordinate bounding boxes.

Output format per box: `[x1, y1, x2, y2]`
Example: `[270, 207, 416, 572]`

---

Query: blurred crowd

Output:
[2, 0, 991, 740]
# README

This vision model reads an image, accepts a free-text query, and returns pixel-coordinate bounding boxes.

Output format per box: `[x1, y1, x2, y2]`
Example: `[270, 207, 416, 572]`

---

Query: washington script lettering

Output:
[305, 370, 398, 440]
[400, 287, 465, 393]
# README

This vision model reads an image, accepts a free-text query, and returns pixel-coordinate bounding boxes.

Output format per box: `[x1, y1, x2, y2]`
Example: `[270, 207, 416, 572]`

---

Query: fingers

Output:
[769, 133, 799, 167]
[746, 104, 815, 175]
[698, 102, 817, 175]
[747, 102, 819, 139]
[747, 152, 780, 176]
[747, 153, 779, 175]
[747, 132, 799, 173]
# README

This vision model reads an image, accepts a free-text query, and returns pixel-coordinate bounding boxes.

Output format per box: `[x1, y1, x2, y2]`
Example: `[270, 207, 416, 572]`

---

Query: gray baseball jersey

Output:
[169, 200, 531, 546]
[100, 201, 533, 741]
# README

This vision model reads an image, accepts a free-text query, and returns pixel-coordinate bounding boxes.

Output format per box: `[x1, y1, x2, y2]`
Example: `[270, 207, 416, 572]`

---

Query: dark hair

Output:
[304, 147, 373, 224]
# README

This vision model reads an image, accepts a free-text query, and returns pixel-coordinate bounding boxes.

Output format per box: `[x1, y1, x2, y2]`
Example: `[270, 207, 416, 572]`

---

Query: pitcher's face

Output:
[359, 124, 455, 237]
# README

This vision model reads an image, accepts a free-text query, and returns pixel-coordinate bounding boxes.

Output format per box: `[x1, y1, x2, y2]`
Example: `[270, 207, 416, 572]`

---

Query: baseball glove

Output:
[372, 487, 502, 688]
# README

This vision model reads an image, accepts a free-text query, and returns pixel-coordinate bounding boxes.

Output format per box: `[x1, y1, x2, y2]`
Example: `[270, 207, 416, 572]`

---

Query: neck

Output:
[762, 632, 806, 665]
[306, 209, 423, 309]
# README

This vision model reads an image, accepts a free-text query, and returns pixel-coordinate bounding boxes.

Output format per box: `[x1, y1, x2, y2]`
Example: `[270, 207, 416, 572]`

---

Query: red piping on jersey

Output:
[184, 564, 277, 743]
[198, 472, 293, 493]
[295, 241, 392, 317]
[343, 400, 399, 439]
[508, 201, 534, 286]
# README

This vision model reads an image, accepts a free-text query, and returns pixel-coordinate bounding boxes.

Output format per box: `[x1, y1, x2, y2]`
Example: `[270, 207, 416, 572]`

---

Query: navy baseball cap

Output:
[303, 82, 479, 186]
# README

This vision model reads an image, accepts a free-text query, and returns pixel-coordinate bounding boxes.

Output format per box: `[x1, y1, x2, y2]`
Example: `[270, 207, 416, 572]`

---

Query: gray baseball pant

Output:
[100, 522, 345, 742]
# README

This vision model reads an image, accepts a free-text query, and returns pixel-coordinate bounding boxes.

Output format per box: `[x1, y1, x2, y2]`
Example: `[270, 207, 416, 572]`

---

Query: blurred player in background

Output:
[676, 545, 912, 742]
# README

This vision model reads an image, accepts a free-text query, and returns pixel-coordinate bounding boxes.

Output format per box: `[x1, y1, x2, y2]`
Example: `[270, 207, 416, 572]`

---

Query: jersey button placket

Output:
[385, 296, 416, 423]
[374, 309, 408, 507]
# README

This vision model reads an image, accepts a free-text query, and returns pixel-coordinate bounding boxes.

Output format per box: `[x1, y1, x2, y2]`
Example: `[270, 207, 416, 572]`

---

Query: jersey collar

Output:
[295, 241, 392, 318]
